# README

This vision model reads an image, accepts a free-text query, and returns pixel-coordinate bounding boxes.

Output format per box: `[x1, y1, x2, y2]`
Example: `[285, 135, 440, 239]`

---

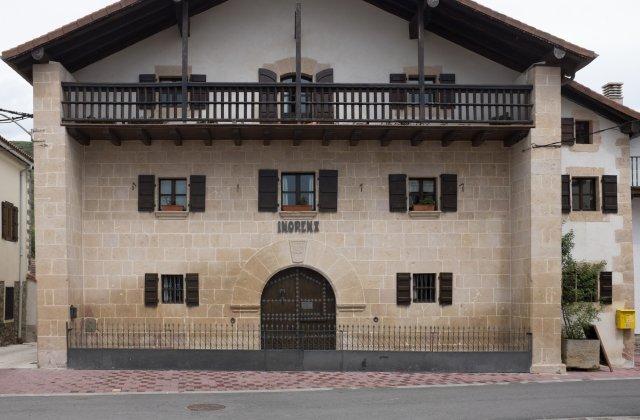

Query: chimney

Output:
[602, 82, 624, 104]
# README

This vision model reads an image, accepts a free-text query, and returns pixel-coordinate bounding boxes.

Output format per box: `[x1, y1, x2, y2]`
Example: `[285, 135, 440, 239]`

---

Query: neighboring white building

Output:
[0, 136, 33, 344]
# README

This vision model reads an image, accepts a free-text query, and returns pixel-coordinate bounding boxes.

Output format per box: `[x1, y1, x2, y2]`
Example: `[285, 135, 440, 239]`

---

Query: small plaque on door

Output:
[301, 300, 314, 310]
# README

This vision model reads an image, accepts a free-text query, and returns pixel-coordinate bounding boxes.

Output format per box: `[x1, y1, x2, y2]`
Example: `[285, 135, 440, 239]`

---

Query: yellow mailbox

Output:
[615, 309, 636, 330]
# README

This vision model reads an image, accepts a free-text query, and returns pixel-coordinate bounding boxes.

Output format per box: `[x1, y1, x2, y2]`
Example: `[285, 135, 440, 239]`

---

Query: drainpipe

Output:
[17, 165, 31, 340]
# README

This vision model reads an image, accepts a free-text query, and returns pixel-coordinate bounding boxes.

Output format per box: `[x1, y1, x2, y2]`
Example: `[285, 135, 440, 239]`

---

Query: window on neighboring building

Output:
[1, 202, 18, 242]
[409, 178, 437, 210]
[281, 73, 313, 119]
[575, 120, 592, 144]
[158, 76, 182, 108]
[407, 75, 437, 105]
[162, 275, 184, 304]
[572, 177, 597, 211]
[4, 287, 14, 321]
[281, 173, 316, 210]
[413, 274, 436, 303]
[159, 178, 188, 211]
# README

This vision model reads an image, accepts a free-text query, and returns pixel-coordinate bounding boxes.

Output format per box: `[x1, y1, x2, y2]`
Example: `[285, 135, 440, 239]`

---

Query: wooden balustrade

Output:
[62, 82, 533, 125]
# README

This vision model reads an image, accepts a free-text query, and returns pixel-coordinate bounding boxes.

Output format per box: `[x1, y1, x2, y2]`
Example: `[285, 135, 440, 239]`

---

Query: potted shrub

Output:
[412, 197, 436, 212]
[281, 196, 313, 212]
[161, 204, 185, 212]
[561, 230, 605, 370]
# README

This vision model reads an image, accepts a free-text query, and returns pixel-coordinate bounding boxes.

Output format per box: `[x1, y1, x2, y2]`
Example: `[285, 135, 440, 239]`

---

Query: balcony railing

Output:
[61, 82, 533, 125]
[632, 156, 640, 187]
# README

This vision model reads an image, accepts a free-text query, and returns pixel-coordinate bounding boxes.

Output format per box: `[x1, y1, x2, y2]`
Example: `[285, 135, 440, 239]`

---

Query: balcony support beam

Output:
[471, 131, 486, 147]
[178, 0, 190, 122]
[202, 128, 213, 146]
[350, 130, 362, 147]
[105, 128, 122, 146]
[441, 130, 455, 147]
[322, 130, 334, 146]
[138, 129, 152, 146]
[293, 129, 303, 146]
[171, 128, 183, 146]
[67, 127, 90, 146]
[380, 129, 392, 147]
[232, 128, 242, 146]
[411, 130, 426, 147]
[263, 129, 272, 146]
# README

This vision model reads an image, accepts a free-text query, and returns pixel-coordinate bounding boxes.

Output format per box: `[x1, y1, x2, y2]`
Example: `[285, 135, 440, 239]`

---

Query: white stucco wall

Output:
[73, 0, 520, 85]
[561, 97, 635, 365]
[0, 149, 29, 313]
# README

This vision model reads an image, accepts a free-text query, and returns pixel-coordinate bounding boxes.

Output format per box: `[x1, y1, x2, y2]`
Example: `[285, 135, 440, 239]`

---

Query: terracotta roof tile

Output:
[565, 80, 640, 122]
[0, 135, 33, 165]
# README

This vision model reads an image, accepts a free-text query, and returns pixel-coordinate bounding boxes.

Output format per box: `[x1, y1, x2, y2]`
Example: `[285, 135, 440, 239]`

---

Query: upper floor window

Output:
[159, 76, 182, 107]
[409, 178, 437, 211]
[281, 73, 313, 118]
[575, 120, 592, 144]
[408, 75, 437, 104]
[572, 177, 597, 211]
[159, 178, 187, 211]
[282, 172, 315, 211]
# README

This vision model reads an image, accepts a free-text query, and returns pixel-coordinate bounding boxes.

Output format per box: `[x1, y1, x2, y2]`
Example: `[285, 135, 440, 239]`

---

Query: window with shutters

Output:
[575, 120, 592, 144]
[599, 272, 613, 305]
[413, 273, 436, 303]
[281, 73, 313, 119]
[1, 202, 18, 242]
[396, 273, 411, 305]
[571, 178, 597, 211]
[438, 273, 453, 306]
[162, 275, 184, 304]
[409, 178, 437, 211]
[407, 75, 437, 104]
[4, 287, 14, 321]
[281, 173, 315, 211]
[159, 178, 187, 211]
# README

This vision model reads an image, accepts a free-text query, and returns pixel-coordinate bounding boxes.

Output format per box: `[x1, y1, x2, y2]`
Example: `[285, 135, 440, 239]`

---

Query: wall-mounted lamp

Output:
[373, 316, 379, 323]
[230, 317, 236, 325]
[69, 305, 78, 320]
[427, 0, 440, 8]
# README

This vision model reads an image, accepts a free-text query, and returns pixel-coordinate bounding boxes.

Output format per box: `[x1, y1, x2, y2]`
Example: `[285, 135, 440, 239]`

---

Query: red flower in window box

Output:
[161, 204, 185, 212]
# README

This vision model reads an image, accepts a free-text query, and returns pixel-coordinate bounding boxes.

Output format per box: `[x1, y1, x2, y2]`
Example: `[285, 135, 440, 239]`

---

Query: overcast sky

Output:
[1, 0, 638, 141]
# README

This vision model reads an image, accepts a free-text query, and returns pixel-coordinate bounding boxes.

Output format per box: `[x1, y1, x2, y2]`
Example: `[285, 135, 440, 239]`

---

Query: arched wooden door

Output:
[261, 267, 336, 350]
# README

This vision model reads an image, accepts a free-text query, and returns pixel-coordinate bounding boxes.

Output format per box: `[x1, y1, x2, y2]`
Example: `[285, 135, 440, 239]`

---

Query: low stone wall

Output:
[68, 349, 532, 373]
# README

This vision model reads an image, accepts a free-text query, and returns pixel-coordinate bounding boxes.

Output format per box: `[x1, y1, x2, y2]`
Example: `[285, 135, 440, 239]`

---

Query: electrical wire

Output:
[523, 119, 640, 152]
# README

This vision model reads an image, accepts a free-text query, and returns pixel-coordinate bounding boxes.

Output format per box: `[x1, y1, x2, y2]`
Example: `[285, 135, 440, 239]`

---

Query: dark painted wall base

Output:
[68, 349, 531, 373]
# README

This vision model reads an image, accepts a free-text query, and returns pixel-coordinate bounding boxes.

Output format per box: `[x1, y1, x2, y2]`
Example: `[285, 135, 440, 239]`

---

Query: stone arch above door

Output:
[231, 240, 366, 312]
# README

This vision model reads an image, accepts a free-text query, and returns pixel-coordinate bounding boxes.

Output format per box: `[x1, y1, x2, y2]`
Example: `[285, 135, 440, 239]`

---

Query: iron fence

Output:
[67, 321, 531, 353]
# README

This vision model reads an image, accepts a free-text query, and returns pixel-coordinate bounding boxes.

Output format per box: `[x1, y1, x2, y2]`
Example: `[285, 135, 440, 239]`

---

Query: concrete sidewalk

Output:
[0, 355, 637, 397]
[0, 343, 37, 369]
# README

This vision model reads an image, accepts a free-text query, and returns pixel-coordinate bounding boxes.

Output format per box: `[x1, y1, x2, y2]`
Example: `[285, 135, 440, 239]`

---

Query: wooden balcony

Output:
[61, 82, 534, 147]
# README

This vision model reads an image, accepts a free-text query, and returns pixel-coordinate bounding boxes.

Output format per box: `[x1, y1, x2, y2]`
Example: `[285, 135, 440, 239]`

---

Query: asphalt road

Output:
[2, 379, 640, 420]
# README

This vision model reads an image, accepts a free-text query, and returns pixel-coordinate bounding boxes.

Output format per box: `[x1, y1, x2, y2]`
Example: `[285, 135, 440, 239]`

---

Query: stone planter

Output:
[561, 338, 600, 370]
[161, 205, 185, 212]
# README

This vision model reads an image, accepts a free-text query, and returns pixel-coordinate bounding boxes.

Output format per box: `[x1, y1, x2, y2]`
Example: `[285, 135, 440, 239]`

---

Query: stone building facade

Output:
[3, 0, 639, 371]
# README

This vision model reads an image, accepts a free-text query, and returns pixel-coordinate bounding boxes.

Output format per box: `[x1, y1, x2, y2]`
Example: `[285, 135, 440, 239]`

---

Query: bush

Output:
[561, 231, 605, 340]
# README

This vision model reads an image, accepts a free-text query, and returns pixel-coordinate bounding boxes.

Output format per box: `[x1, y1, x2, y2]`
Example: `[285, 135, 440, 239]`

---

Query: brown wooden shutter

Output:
[258, 169, 278, 212]
[396, 273, 411, 305]
[599, 271, 613, 305]
[438, 272, 453, 305]
[314, 68, 334, 121]
[389, 73, 407, 110]
[1, 202, 9, 241]
[561, 118, 575, 146]
[440, 174, 458, 212]
[259, 68, 278, 121]
[318, 170, 338, 212]
[439, 74, 456, 109]
[138, 175, 156, 212]
[189, 74, 207, 111]
[138, 74, 157, 111]
[562, 175, 571, 214]
[11, 205, 18, 242]
[189, 175, 206, 213]
[601, 175, 618, 213]
[185, 273, 200, 307]
[389, 174, 407, 212]
[144, 273, 159, 307]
